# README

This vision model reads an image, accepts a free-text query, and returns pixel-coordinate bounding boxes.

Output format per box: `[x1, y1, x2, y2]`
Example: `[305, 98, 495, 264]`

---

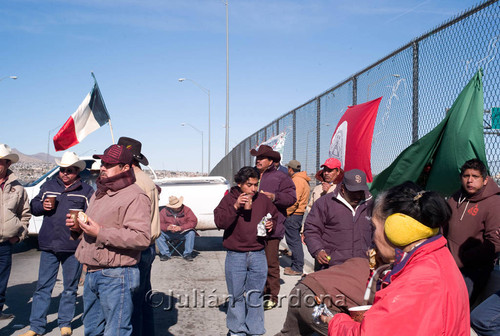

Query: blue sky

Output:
[0, 0, 480, 172]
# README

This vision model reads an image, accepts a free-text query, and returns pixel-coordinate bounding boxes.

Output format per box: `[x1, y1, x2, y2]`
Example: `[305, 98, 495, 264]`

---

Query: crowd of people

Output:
[1, 139, 499, 335]
[0, 138, 197, 336]
[214, 145, 500, 336]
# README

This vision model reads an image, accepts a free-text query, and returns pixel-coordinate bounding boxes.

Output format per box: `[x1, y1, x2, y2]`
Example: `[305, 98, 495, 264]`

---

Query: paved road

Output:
[0, 231, 315, 336]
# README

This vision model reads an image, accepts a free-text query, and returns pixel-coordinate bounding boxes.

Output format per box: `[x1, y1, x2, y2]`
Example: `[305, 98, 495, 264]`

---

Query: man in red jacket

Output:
[156, 196, 198, 262]
[444, 158, 500, 305]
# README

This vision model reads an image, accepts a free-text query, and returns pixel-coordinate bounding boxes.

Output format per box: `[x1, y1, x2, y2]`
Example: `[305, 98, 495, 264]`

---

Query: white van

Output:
[24, 158, 230, 235]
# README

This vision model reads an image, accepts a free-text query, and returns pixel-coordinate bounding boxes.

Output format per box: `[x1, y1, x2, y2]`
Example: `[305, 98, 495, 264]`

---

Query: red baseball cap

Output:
[321, 158, 341, 170]
[93, 144, 133, 165]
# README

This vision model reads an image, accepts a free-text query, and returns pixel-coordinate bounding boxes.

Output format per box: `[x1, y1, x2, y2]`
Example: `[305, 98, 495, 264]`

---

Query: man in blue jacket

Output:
[22, 152, 94, 336]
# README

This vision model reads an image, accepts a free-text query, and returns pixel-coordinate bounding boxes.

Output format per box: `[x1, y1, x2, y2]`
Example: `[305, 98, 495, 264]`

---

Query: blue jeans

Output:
[29, 251, 82, 334]
[156, 230, 195, 257]
[284, 215, 304, 272]
[131, 245, 156, 336]
[0, 241, 13, 313]
[471, 290, 500, 336]
[83, 266, 139, 336]
[225, 249, 267, 336]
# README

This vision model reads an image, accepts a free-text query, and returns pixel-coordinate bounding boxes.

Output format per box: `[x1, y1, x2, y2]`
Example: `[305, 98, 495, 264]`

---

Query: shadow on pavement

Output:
[150, 292, 178, 336]
[194, 236, 224, 252]
[1, 281, 84, 336]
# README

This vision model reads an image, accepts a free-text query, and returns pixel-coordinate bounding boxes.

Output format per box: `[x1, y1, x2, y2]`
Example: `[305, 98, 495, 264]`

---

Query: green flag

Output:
[370, 69, 487, 197]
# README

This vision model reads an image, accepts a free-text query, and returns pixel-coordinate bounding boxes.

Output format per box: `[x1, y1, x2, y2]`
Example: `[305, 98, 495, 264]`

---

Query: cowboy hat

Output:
[166, 195, 184, 209]
[250, 145, 281, 162]
[55, 151, 86, 171]
[0, 144, 19, 163]
[117, 137, 149, 165]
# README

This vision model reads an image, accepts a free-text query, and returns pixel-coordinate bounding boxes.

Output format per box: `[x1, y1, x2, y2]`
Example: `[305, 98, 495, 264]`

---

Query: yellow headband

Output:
[384, 213, 439, 247]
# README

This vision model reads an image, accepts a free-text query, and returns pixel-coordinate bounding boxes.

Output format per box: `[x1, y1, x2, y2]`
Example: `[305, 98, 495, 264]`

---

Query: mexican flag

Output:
[370, 69, 487, 197]
[329, 97, 381, 182]
[53, 83, 110, 151]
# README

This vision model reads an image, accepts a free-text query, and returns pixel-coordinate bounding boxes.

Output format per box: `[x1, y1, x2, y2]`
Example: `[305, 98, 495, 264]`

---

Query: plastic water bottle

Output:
[257, 213, 271, 237]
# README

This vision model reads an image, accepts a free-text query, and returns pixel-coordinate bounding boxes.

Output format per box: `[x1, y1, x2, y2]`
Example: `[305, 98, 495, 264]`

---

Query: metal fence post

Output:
[316, 97, 321, 173]
[412, 41, 419, 143]
[293, 110, 297, 159]
[352, 76, 357, 105]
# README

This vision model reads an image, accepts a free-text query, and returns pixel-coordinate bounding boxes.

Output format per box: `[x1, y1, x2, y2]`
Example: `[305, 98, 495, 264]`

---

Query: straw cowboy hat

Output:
[166, 196, 184, 209]
[0, 144, 19, 163]
[55, 151, 86, 171]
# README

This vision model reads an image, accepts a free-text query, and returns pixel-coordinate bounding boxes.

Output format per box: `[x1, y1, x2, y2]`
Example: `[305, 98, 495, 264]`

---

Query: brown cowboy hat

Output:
[117, 137, 149, 166]
[250, 145, 281, 162]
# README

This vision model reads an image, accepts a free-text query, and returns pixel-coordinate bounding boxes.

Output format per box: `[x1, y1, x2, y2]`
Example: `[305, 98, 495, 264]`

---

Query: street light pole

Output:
[178, 78, 211, 173]
[224, 0, 229, 155]
[181, 123, 204, 175]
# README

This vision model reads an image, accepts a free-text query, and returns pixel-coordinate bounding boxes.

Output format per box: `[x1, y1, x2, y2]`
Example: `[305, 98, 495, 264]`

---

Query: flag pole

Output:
[91, 72, 115, 144]
[108, 119, 115, 144]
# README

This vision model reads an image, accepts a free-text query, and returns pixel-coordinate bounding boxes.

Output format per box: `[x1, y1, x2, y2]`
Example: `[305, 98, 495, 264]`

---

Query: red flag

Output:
[329, 97, 381, 182]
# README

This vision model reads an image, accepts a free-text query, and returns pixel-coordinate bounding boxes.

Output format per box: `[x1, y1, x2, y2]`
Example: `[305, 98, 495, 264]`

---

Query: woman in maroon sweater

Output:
[214, 166, 278, 336]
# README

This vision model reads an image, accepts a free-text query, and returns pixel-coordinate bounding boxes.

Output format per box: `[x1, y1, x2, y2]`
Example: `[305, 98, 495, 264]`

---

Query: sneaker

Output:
[60, 327, 72, 335]
[183, 254, 194, 262]
[263, 299, 277, 311]
[0, 312, 14, 320]
[19, 331, 42, 336]
[160, 255, 170, 261]
[283, 266, 303, 276]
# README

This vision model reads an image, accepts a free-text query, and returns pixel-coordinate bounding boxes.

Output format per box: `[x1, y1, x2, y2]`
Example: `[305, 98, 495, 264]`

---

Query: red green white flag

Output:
[53, 83, 110, 151]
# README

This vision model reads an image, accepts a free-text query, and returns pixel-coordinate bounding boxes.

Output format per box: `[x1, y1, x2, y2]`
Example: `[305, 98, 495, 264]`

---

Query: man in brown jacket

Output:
[444, 158, 500, 305]
[0, 144, 30, 320]
[283, 160, 310, 276]
[68, 144, 151, 336]
[275, 257, 371, 336]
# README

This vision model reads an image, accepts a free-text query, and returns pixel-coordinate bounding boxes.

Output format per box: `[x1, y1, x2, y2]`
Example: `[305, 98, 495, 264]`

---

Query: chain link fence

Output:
[212, 0, 500, 185]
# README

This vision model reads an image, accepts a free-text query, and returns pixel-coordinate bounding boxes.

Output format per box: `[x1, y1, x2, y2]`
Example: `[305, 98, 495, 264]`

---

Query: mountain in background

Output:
[9, 149, 202, 185]
[12, 148, 60, 163]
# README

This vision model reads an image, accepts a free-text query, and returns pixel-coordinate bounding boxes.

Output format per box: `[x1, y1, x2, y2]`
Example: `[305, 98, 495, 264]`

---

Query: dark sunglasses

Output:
[60, 167, 78, 174]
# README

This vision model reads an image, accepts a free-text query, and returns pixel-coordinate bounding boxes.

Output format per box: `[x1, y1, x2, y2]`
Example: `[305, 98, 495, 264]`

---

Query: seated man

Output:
[156, 196, 197, 261]
[275, 257, 374, 336]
